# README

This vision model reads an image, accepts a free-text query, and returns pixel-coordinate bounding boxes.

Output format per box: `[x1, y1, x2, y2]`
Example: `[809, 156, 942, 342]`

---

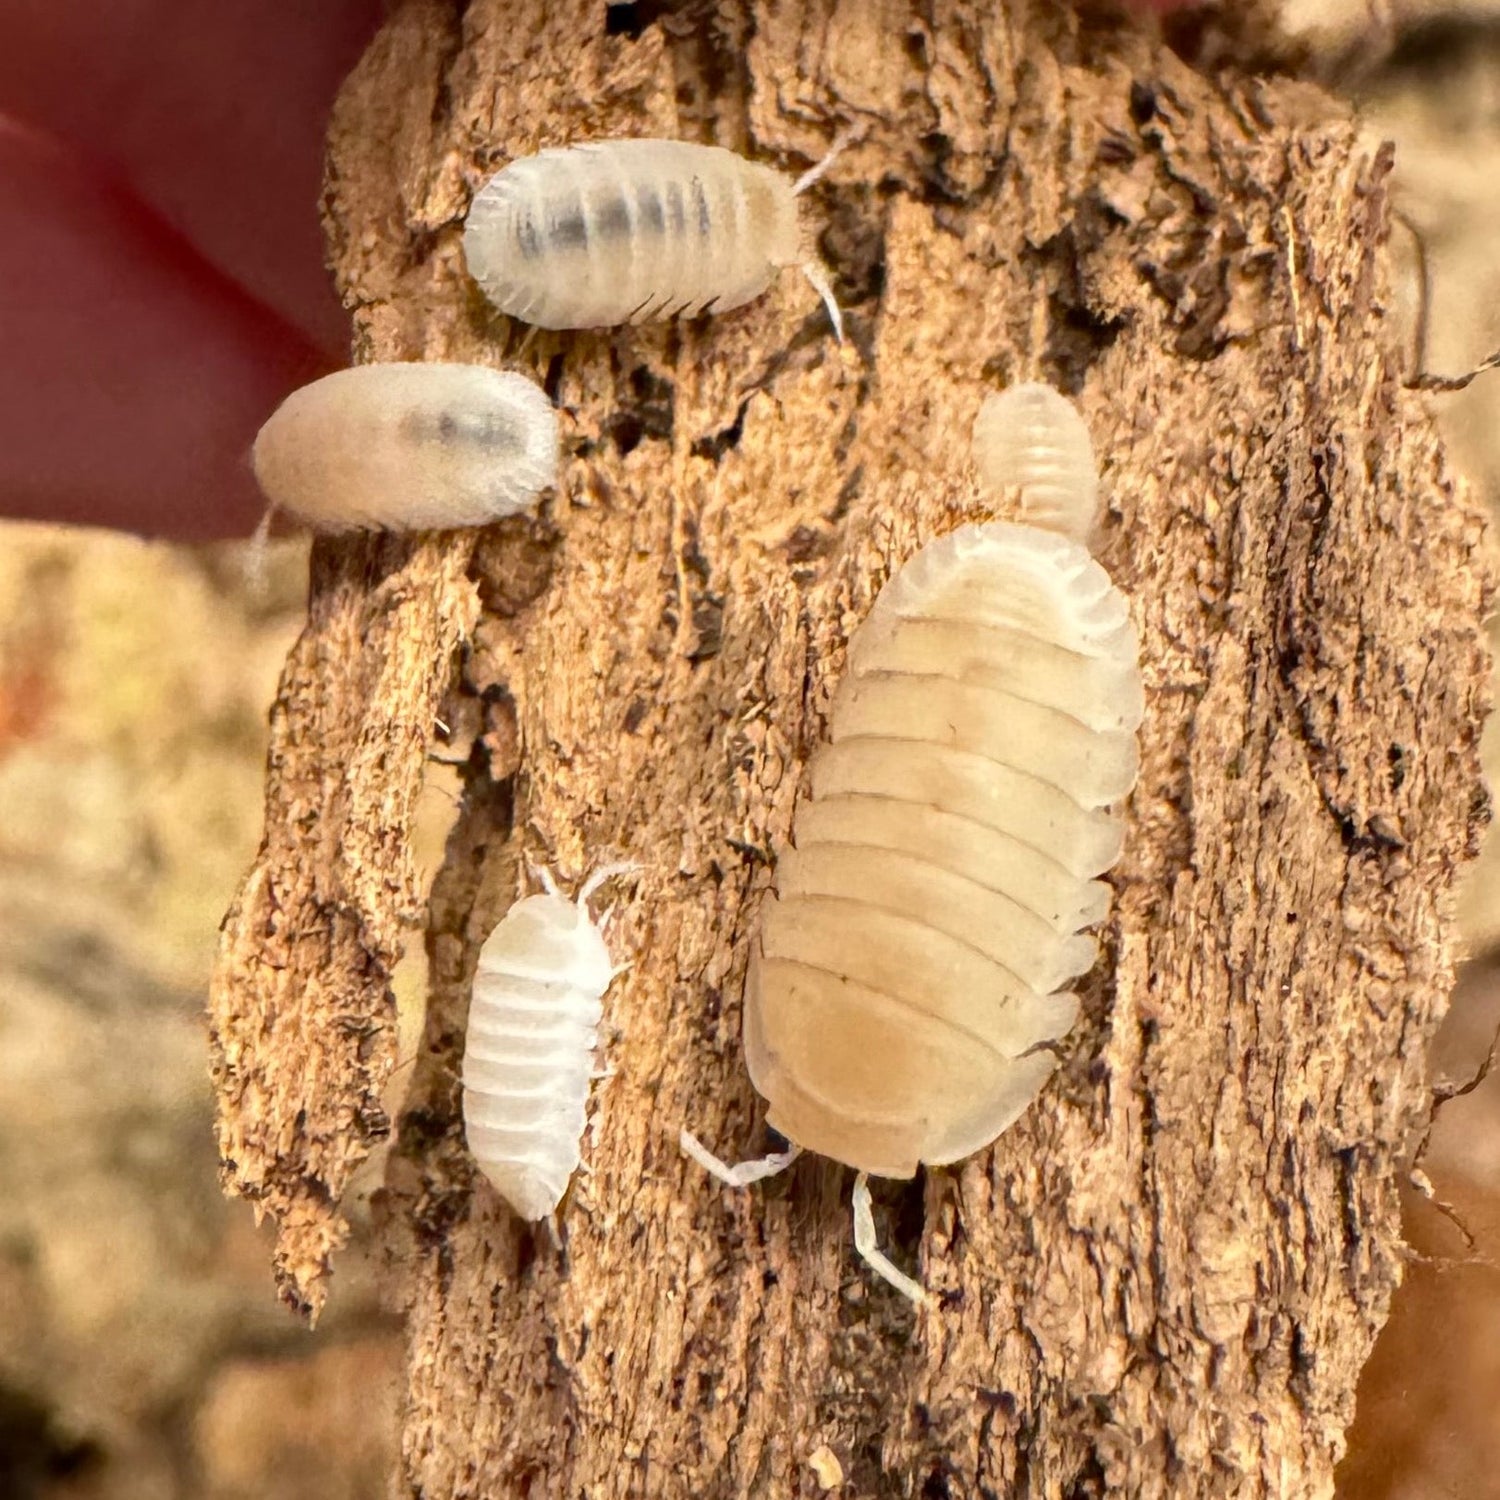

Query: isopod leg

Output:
[679, 1128, 801, 1187]
[851, 1173, 931, 1307]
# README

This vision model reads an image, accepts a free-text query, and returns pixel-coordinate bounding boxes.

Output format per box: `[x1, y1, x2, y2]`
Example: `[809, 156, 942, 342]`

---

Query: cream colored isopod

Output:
[251, 362, 557, 531]
[682, 384, 1143, 1304]
[462, 138, 842, 338]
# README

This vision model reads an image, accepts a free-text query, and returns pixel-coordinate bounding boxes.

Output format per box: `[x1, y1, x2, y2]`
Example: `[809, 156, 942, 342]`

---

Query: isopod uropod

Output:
[463, 867, 629, 1222]
[251, 362, 557, 532]
[462, 138, 843, 338]
[683, 384, 1143, 1304]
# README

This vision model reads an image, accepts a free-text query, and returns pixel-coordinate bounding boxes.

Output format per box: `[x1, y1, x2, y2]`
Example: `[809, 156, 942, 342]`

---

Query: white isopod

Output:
[972, 382, 1100, 543]
[462, 138, 843, 338]
[463, 867, 629, 1222]
[251, 362, 557, 532]
[683, 386, 1143, 1304]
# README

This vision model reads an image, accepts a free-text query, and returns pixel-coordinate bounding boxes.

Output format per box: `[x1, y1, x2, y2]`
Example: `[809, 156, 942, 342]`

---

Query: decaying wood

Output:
[209, 531, 478, 1311]
[209, 0, 1492, 1494]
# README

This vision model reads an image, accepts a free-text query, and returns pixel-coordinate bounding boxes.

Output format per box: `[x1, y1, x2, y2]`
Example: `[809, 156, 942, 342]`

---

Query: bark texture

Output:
[208, 1, 1493, 1495]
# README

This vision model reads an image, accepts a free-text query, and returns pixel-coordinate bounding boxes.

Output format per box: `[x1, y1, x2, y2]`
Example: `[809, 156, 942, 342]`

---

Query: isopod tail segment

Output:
[790, 123, 863, 345]
[679, 1129, 933, 1307]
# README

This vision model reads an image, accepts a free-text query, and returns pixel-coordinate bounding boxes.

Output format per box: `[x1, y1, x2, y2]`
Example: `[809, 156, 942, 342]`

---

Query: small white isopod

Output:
[462, 137, 843, 338]
[251, 362, 557, 532]
[683, 384, 1143, 1304]
[463, 867, 630, 1222]
[972, 381, 1100, 542]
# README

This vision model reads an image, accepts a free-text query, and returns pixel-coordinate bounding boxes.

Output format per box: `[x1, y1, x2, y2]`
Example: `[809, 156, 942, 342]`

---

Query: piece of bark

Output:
[209, 0, 1493, 1494]
[208, 529, 479, 1315]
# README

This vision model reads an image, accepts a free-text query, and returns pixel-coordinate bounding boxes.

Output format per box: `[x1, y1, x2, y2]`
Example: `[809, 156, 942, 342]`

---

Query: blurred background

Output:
[1, 3, 1497, 1497]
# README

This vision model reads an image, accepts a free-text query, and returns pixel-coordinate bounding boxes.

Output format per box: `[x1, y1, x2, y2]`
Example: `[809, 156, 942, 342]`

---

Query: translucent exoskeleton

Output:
[250, 362, 557, 532]
[683, 385, 1143, 1305]
[461, 137, 843, 338]
[463, 866, 632, 1222]
[972, 382, 1100, 544]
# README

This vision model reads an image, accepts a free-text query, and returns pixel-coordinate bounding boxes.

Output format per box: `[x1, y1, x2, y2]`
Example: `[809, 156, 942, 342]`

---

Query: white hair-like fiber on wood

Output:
[462, 138, 842, 338]
[251, 363, 557, 532]
[684, 384, 1142, 1304]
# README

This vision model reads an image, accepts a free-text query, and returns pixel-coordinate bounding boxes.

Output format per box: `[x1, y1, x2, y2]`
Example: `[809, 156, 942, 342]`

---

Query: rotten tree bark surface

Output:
[209, 2, 1491, 1495]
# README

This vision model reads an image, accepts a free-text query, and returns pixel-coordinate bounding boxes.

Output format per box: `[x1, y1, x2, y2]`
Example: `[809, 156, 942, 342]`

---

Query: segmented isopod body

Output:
[462, 138, 841, 337]
[745, 518, 1142, 1180]
[462, 875, 619, 1221]
[251, 363, 557, 532]
[973, 382, 1100, 542]
[684, 384, 1142, 1303]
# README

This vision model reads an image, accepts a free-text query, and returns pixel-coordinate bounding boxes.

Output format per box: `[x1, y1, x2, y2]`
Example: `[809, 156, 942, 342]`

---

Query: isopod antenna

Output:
[679, 1129, 931, 1306]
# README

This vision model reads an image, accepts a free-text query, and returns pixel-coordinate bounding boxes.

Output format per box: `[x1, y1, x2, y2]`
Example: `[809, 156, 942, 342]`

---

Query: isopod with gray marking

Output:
[461, 137, 844, 338]
[463, 866, 632, 1222]
[683, 384, 1143, 1304]
[250, 362, 557, 532]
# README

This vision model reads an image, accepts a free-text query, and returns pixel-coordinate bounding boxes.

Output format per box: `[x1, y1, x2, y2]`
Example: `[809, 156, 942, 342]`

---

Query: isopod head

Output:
[478, 892, 615, 997]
